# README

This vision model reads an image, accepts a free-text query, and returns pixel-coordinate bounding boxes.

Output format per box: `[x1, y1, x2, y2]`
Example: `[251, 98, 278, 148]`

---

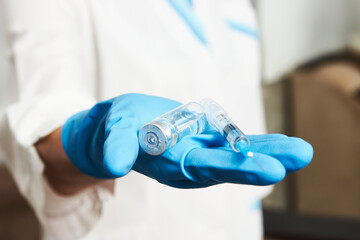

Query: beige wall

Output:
[257, 0, 360, 83]
[0, 9, 5, 89]
[0, 10, 5, 165]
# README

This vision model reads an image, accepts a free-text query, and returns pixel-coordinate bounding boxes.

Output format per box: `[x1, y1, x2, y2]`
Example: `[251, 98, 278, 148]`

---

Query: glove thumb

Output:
[102, 117, 139, 177]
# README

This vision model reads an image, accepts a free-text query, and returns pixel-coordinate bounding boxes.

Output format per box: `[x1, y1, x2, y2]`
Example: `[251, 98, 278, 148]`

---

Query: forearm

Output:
[35, 127, 104, 196]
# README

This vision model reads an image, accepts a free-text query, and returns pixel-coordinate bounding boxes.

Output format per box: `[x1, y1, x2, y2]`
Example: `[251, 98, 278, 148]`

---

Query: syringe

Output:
[200, 99, 263, 170]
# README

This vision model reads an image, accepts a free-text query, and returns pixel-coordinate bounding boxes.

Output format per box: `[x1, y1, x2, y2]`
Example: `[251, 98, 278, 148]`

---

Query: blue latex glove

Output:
[62, 93, 313, 187]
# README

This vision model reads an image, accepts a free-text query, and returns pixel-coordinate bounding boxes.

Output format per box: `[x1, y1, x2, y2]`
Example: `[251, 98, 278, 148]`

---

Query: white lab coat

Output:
[0, 0, 272, 239]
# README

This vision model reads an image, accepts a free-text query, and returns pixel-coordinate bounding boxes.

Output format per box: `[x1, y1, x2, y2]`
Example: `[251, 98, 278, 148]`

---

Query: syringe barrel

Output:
[200, 98, 250, 153]
[139, 102, 207, 156]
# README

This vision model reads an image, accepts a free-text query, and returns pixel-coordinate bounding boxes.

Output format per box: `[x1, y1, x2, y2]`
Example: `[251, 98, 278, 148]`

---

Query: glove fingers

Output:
[184, 148, 286, 186]
[103, 121, 139, 177]
[133, 134, 227, 187]
[248, 134, 313, 172]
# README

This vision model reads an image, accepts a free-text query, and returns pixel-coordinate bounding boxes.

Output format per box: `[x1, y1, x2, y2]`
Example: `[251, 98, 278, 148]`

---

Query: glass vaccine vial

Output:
[139, 102, 206, 156]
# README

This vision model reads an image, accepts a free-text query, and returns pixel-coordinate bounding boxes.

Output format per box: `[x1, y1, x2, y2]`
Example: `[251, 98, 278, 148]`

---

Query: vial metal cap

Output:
[139, 121, 173, 156]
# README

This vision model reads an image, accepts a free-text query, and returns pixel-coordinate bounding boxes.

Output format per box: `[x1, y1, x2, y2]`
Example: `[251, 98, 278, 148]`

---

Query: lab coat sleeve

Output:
[0, 0, 111, 239]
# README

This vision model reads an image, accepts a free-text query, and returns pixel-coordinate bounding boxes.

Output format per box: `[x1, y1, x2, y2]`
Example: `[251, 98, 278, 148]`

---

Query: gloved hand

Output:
[61, 93, 313, 187]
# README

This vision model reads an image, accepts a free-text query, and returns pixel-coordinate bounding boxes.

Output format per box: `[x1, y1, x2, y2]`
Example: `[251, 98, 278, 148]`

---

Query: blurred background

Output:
[258, 0, 360, 239]
[0, 0, 359, 239]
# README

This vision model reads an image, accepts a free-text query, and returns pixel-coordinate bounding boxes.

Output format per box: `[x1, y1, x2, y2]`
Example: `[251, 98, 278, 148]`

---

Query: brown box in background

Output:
[288, 61, 360, 219]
